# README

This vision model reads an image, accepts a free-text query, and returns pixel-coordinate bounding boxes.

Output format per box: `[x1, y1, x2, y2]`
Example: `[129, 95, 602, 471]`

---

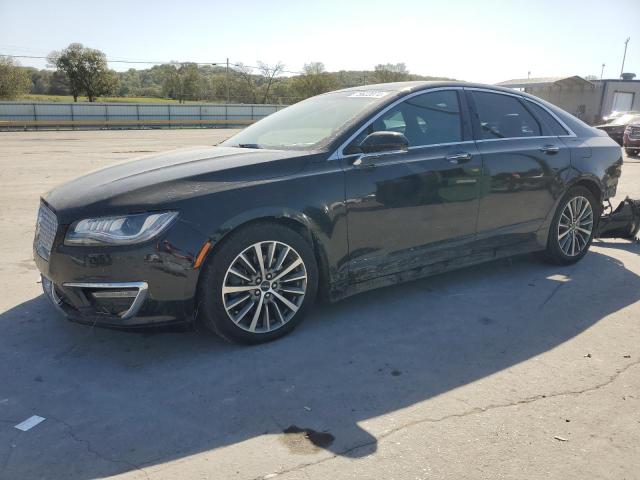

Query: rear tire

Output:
[543, 186, 598, 265]
[197, 222, 318, 344]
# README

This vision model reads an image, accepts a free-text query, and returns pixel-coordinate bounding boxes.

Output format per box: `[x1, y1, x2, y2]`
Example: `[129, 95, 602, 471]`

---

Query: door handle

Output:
[446, 152, 473, 164]
[539, 145, 560, 155]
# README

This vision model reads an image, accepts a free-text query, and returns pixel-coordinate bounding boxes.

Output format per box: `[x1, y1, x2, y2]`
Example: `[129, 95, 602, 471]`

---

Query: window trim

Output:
[328, 87, 469, 160]
[328, 86, 576, 160]
[464, 87, 576, 142]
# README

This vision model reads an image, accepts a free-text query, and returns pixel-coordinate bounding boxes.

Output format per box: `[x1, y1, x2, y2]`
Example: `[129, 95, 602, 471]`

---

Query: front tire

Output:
[626, 148, 638, 157]
[197, 223, 318, 344]
[543, 186, 598, 265]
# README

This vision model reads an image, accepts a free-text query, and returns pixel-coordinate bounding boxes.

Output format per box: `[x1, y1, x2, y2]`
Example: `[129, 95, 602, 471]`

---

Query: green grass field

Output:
[16, 94, 187, 104]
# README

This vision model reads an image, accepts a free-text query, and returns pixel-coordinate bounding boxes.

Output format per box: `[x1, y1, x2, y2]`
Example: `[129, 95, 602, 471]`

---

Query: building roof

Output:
[496, 76, 594, 89]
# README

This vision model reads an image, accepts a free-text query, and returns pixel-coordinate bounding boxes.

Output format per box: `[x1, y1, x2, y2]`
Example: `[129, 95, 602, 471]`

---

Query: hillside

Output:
[20, 63, 456, 104]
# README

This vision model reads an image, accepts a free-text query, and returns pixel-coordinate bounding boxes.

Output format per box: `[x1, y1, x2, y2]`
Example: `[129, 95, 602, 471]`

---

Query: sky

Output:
[1, 0, 638, 84]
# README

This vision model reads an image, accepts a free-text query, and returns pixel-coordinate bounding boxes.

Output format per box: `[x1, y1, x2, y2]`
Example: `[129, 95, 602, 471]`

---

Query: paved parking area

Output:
[0, 130, 639, 479]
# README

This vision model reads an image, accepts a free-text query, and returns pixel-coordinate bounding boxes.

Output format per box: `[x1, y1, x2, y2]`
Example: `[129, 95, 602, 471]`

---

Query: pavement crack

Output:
[46, 415, 150, 479]
[254, 358, 640, 479]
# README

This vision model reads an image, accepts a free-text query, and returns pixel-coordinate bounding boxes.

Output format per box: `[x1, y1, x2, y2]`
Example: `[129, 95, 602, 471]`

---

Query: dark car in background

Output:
[34, 82, 622, 344]
[596, 113, 640, 146]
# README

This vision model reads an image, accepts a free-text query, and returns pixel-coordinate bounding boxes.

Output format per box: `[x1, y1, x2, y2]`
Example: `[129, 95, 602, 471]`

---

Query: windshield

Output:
[221, 90, 392, 150]
[612, 114, 640, 125]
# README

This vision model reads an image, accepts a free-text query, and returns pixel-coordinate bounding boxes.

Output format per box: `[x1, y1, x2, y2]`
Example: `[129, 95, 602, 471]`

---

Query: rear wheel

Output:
[543, 186, 598, 265]
[197, 223, 318, 344]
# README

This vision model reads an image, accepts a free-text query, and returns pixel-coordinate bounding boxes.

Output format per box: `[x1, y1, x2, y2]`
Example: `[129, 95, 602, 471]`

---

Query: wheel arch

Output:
[198, 207, 332, 303]
[536, 175, 604, 248]
[569, 177, 603, 205]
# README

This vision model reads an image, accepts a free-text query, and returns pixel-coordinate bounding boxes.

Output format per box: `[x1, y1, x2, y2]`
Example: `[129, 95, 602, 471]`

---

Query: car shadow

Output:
[0, 245, 639, 478]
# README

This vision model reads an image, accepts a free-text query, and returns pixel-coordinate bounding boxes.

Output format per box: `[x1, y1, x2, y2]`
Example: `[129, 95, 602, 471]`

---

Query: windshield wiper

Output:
[237, 143, 262, 149]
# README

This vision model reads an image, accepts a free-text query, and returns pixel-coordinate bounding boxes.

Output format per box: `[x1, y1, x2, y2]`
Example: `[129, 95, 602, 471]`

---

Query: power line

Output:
[0, 53, 304, 75]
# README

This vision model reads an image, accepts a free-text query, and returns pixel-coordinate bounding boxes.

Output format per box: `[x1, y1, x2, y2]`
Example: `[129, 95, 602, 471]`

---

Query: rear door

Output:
[466, 89, 572, 244]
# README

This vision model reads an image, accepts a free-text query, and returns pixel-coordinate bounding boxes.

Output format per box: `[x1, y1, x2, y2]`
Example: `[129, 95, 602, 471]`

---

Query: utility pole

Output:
[226, 57, 230, 104]
[620, 37, 630, 78]
[601, 63, 605, 80]
[527, 70, 531, 79]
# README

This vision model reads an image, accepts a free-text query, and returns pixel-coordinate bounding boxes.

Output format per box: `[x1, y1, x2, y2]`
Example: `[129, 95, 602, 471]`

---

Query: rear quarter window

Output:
[524, 100, 570, 136]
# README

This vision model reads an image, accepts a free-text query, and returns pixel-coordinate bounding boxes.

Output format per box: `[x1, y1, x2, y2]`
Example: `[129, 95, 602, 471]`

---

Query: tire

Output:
[197, 222, 318, 344]
[543, 186, 599, 265]
[625, 148, 638, 157]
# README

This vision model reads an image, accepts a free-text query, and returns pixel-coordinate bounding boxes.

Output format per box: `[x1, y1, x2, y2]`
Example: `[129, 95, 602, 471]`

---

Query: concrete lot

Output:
[0, 129, 639, 480]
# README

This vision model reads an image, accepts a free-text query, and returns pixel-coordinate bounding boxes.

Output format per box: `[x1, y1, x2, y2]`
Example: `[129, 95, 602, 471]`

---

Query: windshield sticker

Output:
[348, 91, 390, 98]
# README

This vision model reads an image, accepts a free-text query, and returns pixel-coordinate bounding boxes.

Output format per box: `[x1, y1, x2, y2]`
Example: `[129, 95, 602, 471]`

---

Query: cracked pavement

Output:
[1, 130, 639, 479]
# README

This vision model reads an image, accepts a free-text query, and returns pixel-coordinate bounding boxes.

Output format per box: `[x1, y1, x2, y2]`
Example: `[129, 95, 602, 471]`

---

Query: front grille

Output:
[629, 126, 640, 138]
[35, 203, 58, 260]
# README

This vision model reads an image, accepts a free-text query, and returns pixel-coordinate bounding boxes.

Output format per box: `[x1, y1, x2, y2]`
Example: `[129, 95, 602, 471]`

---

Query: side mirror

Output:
[351, 131, 410, 155]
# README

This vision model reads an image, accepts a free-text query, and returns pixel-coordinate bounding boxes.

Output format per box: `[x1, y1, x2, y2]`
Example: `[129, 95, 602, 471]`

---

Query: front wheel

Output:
[197, 223, 318, 344]
[625, 148, 638, 157]
[543, 186, 598, 265]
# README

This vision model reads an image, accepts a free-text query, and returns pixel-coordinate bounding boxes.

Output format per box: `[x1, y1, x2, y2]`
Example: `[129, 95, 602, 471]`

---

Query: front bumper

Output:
[42, 277, 158, 327]
[34, 216, 209, 328]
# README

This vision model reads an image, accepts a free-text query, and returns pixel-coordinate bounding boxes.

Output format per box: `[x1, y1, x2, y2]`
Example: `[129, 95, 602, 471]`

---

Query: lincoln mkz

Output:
[34, 82, 623, 343]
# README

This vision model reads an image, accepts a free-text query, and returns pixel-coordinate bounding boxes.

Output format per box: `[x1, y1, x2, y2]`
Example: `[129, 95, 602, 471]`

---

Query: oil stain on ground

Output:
[280, 425, 335, 454]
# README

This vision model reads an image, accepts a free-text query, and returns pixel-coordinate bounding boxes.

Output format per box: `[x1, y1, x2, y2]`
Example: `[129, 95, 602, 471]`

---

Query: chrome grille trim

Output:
[35, 203, 58, 261]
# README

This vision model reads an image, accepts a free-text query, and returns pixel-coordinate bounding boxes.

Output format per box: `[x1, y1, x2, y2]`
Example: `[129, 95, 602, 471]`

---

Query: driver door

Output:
[342, 89, 482, 283]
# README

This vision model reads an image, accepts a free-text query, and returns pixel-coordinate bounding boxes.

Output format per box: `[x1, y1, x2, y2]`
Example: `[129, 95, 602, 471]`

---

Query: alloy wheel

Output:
[557, 195, 593, 257]
[221, 241, 308, 333]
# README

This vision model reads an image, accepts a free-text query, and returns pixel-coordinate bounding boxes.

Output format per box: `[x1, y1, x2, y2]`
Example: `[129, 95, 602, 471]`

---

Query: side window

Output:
[524, 100, 569, 136]
[471, 91, 541, 139]
[350, 90, 463, 149]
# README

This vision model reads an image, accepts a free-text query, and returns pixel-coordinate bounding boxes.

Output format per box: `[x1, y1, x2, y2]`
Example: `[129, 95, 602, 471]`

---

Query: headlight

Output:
[65, 211, 178, 246]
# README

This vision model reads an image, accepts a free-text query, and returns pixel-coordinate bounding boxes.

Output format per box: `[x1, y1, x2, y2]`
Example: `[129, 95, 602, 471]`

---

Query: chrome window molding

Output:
[62, 281, 149, 320]
[328, 85, 577, 161]
[353, 149, 409, 165]
[474, 135, 561, 144]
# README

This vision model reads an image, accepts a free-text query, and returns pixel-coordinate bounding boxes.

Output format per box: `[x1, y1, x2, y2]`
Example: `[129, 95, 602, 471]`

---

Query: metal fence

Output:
[0, 102, 289, 130]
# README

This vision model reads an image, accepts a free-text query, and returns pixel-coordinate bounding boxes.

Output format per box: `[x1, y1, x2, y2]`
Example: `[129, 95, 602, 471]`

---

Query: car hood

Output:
[44, 146, 311, 223]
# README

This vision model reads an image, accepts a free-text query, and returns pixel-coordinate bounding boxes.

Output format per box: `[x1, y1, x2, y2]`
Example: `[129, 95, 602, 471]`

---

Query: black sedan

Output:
[34, 82, 622, 343]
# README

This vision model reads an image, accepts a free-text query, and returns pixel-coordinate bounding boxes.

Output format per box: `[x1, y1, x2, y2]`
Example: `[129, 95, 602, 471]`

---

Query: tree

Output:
[258, 61, 284, 103]
[294, 62, 336, 98]
[234, 63, 259, 103]
[0, 56, 32, 99]
[161, 63, 202, 102]
[48, 43, 117, 101]
[179, 63, 201, 101]
[373, 63, 410, 83]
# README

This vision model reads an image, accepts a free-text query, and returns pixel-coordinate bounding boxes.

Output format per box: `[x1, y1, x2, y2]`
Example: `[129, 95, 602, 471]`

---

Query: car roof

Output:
[335, 80, 521, 96]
